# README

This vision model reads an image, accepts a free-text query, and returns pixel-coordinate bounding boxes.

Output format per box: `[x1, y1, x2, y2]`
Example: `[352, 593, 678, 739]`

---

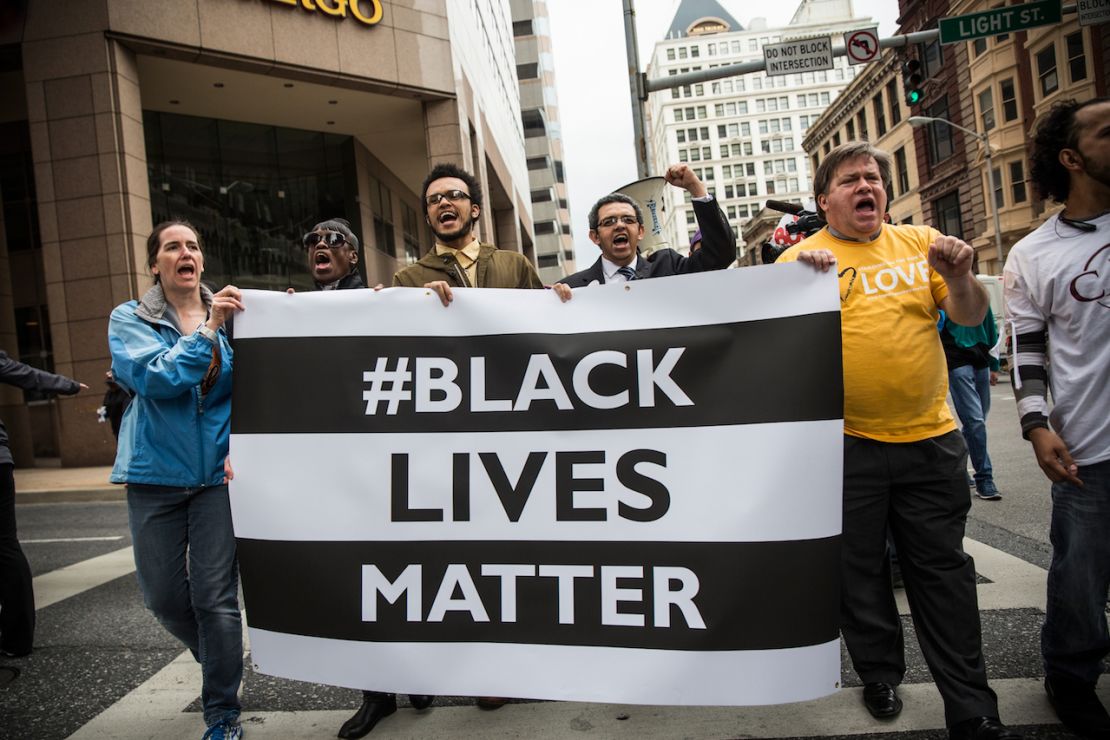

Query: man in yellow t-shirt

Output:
[779, 143, 1016, 740]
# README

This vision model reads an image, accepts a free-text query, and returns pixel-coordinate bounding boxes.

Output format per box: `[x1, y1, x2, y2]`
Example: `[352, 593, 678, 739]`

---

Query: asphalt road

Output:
[1, 376, 1102, 739]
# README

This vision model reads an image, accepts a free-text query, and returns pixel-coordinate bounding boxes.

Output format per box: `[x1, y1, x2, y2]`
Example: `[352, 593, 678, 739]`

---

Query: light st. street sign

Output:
[763, 36, 834, 76]
[939, 0, 1062, 44]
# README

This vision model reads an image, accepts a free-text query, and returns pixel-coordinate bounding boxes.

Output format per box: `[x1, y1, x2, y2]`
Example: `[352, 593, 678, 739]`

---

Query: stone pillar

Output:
[23, 11, 151, 465]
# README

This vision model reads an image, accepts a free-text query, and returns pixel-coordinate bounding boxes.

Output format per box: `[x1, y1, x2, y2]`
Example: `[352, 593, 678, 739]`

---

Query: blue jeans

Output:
[949, 364, 994, 486]
[127, 484, 242, 726]
[1042, 459, 1110, 685]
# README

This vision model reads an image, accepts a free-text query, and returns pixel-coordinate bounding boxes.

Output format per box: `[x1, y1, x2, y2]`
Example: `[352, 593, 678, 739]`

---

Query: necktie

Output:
[616, 265, 637, 282]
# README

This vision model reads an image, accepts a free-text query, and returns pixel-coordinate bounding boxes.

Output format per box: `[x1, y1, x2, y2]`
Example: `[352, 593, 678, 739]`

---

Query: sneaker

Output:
[202, 719, 243, 740]
[975, 481, 1002, 501]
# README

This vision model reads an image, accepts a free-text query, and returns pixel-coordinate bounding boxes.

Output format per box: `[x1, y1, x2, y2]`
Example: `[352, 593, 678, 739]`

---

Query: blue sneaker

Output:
[202, 719, 243, 740]
[976, 481, 1002, 501]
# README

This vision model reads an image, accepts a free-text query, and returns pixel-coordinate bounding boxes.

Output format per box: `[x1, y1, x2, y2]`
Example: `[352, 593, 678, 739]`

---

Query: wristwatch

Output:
[196, 325, 218, 343]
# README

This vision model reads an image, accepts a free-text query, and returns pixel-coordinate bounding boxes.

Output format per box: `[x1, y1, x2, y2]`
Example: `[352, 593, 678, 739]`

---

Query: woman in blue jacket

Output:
[108, 220, 245, 740]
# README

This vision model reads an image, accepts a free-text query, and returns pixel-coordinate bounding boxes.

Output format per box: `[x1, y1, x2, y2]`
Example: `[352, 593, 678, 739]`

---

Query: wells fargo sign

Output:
[270, 0, 384, 27]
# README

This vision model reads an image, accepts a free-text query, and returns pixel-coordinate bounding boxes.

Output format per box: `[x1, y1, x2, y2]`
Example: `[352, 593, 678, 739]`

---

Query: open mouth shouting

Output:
[855, 196, 877, 217]
[176, 261, 198, 281]
[313, 249, 334, 275]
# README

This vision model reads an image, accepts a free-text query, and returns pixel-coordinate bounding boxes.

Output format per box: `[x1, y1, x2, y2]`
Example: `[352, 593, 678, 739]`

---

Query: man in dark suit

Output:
[559, 164, 734, 287]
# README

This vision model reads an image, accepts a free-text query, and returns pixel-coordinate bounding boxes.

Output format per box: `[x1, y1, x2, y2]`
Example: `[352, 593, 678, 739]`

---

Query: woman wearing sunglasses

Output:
[297, 218, 436, 737]
[108, 220, 245, 740]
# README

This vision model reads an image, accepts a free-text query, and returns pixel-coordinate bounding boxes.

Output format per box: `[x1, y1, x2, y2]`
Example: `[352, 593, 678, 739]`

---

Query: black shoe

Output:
[949, 716, 1022, 739]
[0, 646, 31, 658]
[1046, 675, 1110, 738]
[337, 693, 397, 739]
[477, 696, 509, 710]
[408, 694, 435, 710]
[862, 682, 902, 719]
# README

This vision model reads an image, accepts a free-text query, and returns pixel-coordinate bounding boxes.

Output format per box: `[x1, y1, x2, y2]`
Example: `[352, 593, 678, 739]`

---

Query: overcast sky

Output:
[545, 0, 900, 267]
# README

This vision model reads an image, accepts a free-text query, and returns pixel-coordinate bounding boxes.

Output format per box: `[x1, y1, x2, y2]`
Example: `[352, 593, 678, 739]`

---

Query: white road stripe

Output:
[25, 536, 124, 544]
[69, 539, 1060, 739]
[33, 546, 135, 610]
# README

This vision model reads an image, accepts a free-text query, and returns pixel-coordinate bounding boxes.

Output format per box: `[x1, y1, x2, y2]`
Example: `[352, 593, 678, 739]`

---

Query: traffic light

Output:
[901, 58, 924, 106]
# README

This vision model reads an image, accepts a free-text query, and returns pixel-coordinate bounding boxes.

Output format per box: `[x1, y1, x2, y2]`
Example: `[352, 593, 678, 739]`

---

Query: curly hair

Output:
[421, 163, 482, 214]
[1030, 97, 1110, 203]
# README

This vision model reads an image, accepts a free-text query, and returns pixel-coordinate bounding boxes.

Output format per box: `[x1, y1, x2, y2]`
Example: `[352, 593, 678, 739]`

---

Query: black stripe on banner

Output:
[232, 313, 842, 434]
[238, 537, 840, 651]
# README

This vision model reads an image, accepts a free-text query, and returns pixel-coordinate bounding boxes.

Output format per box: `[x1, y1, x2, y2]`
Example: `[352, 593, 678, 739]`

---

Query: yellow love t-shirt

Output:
[778, 225, 956, 442]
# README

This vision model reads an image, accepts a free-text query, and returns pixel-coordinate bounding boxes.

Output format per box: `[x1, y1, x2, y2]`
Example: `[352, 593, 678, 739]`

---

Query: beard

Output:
[432, 211, 475, 243]
[1083, 155, 1110, 191]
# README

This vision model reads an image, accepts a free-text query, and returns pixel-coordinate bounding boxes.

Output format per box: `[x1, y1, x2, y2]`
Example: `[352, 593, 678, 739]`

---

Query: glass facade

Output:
[144, 112, 360, 291]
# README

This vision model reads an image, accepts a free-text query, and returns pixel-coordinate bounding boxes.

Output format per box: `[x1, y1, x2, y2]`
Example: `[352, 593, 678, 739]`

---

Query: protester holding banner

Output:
[297, 216, 438, 738]
[108, 220, 246, 740]
[1005, 98, 1110, 738]
[778, 142, 1019, 740]
[394, 163, 548, 304]
[558, 163, 733, 287]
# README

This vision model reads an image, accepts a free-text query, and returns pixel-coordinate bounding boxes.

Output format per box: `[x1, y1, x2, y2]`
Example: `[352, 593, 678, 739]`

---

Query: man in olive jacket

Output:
[394, 163, 547, 304]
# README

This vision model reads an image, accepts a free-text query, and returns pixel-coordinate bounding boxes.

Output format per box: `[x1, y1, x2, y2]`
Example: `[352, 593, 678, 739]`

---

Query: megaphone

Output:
[613, 176, 669, 256]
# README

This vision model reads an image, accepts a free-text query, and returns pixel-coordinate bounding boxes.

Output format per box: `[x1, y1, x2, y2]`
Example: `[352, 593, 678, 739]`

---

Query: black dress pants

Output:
[0, 462, 34, 654]
[841, 431, 998, 726]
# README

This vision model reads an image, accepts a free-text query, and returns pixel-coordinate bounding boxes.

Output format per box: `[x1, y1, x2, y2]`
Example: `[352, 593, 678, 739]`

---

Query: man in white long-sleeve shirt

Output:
[1005, 96, 1110, 739]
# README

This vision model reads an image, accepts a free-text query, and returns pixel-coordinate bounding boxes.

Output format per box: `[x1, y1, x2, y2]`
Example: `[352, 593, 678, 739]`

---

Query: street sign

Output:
[1078, 0, 1110, 26]
[844, 28, 880, 65]
[939, 0, 1062, 44]
[763, 36, 834, 77]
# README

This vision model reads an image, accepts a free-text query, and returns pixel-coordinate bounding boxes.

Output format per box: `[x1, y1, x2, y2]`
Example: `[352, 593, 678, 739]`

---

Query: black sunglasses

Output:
[302, 231, 348, 250]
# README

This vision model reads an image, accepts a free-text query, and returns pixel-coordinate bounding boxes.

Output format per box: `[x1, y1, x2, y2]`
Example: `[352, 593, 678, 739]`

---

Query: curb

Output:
[17, 488, 125, 504]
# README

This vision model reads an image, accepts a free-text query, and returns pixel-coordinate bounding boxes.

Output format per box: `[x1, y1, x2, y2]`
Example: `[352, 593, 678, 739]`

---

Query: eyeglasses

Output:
[302, 231, 348, 250]
[597, 215, 640, 229]
[425, 189, 472, 206]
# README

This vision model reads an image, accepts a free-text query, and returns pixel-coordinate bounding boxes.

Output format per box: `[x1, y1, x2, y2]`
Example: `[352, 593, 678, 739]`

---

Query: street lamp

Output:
[907, 115, 1004, 268]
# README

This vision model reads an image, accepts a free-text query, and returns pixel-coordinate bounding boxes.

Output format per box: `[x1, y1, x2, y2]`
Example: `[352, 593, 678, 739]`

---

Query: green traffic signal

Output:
[901, 58, 925, 108]
[906, 89, 922, 105]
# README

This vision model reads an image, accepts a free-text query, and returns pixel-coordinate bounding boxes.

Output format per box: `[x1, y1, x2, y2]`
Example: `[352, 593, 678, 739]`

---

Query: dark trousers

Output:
[841, 431, 998, 726]
[0, 462, 35, 654]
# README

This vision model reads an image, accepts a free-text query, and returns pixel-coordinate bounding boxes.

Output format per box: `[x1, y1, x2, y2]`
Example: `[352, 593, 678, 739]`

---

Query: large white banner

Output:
[230, 265, 843, 706]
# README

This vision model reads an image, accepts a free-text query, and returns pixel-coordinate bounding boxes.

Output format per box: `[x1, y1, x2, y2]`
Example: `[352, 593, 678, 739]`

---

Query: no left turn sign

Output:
[844, 28, 880, 65]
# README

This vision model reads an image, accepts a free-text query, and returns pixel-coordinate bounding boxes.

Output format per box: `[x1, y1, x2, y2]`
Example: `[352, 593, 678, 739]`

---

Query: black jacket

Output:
[558, 198, 735, 287]
[0, 351, 82, 465]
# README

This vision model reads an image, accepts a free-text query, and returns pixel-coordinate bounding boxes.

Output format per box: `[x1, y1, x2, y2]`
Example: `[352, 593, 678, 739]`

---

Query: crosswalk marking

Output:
[62, 538, 1068, 739]
[25, 535, 124, 544]
[33, 546, 135, 610]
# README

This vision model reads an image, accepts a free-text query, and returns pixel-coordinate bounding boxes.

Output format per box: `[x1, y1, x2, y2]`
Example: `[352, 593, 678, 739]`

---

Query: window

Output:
[1067, 32, 1088, 83]
[745, 163, 755, 176]
[978, 87, 995, 132]
[921, 39, 943, 78]
[512, 20, 532, 36]
[1000, 78, 1018, 122]
[832, 132, 841, 147]
[527, 156, 548, 170]
[857, 110, 868, 141]
[874, 94, 887, 136]
[534, 221, 557, 235]
[933, 191, 964, 239]
[678, 130, 687, 143]
[741, 122, 750, 136]
[972, 38, 987, 57]
[667, 48, 676, 61]
[516, 63, 539, 80]
[537, 254, 559, 269]
[674, 109, 684, 122]
[370, 177, 395, 256]
[1010, 160, 1027, 203]
[401, 203, 420, 264]
[1037, 45, 1059, 97]
[846, 119, 856, 141]
[989, 167, 1003, 209]
[887, 79, 902, 124]
[926, 97, 954, 164]
[766, 181, 776, 195]
[678, 47, 688, 59]
[820, 92, 830, 105]
[758, 120, 769, 134]
[743, 142, 752, 155]
[895, 147, 910, 195]
[691, 46, 700, 58]
[530, 188, 552, 203]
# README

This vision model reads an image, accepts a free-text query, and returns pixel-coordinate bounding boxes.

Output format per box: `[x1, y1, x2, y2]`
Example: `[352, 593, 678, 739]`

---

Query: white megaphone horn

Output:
[614, 176, 669, 256]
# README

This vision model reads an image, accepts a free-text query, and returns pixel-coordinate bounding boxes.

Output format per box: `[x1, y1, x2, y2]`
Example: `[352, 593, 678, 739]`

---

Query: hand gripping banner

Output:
[229, 265, 843, 706]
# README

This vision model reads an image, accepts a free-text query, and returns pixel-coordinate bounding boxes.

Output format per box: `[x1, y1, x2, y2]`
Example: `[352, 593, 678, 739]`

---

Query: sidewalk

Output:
[14, 464, 120, 503]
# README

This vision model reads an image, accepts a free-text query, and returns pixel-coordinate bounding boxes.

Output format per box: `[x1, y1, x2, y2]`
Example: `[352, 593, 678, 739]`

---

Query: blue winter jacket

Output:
[108, 284, 233, 487]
